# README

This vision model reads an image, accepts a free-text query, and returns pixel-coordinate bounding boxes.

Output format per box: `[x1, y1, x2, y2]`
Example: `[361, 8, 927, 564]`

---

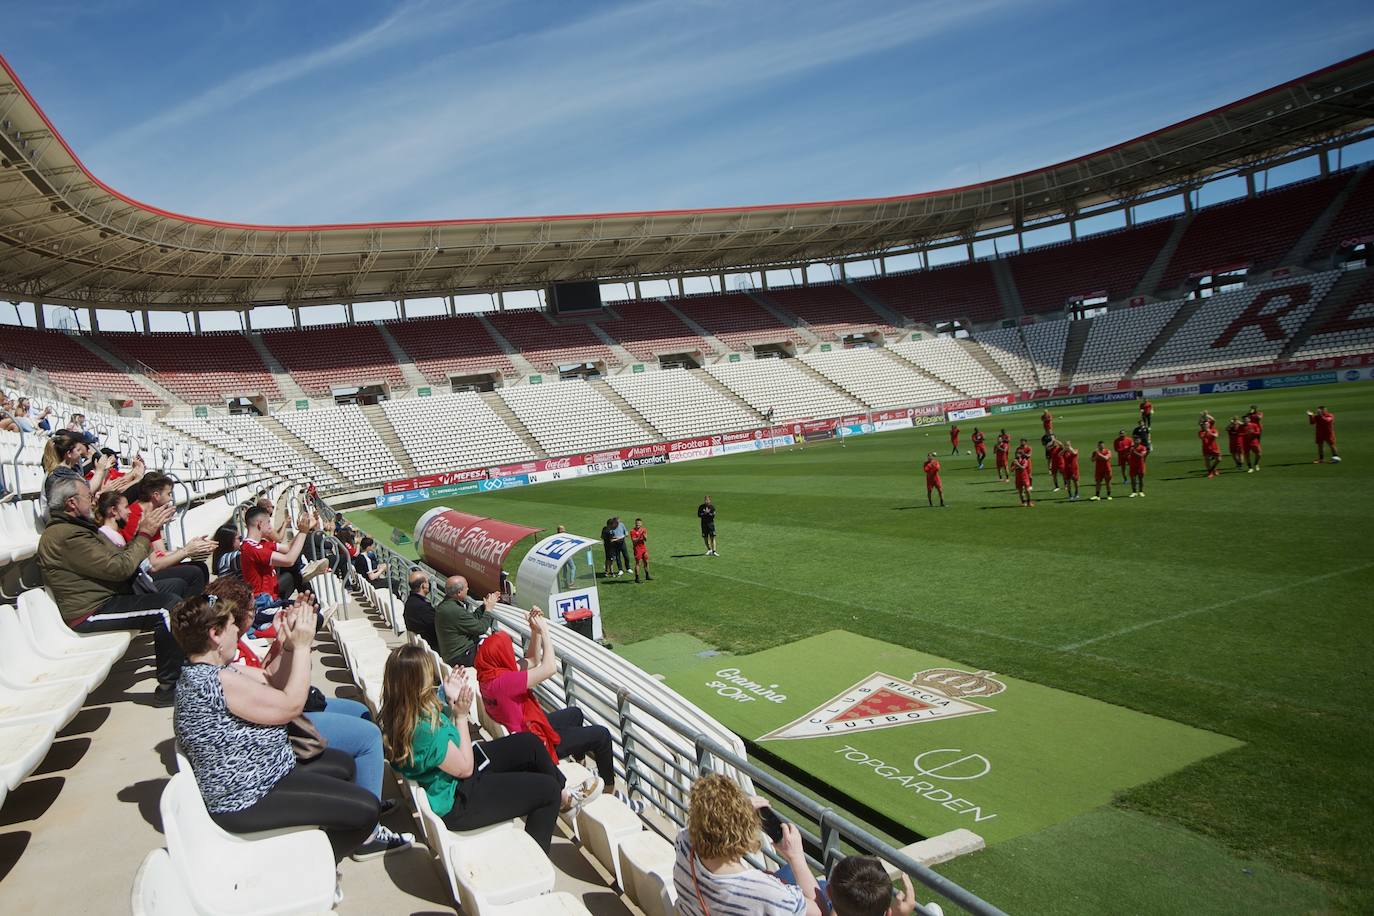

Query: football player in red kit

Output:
[1247, 405, 1264, 432]
[1226, 416, 1245, 468]
[1090, 441, 1114, 500]
[949, 425, 961, 455]
[1046, 438, 1064, 492]
[1128, 441, 1149, 496]
[1112, 429, 1134, 484]
[630, 517, 652, 582]
[1243, 414, 1263, 472]
[1012, 452, 1033, 507]
[972, 428, 987, 469]
[1061, 440, 1081, 501]
[1140, 398, 1154, 429]
[1041, 409, 1054, 433]
[1199, 423, 1221, 478]
[1015, 438, 1033, 470]
[1307, 406, 1339, 462]
[923, 452, 945, 507]
[994, 433, 1011, 480]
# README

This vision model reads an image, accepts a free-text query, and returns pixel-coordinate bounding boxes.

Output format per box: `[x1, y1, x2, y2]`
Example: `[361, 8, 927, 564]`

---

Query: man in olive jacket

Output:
[435, 575, 498, 667]
[37, 476, 184, 705]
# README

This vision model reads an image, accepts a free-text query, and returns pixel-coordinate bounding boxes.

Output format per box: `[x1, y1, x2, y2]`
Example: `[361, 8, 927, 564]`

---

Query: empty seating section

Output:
[1158, 175, 1345, 291]
[762, 285, 902, 340]
[1073, 301, 1182, 384]
[1022, 321, 1070, 388]
[262, 324, 406, 395]
[165, 414, 342, 488]
[1011, 222, 1173, 315]
[973, 327, 1039, 390]
[500, 383, 649, 455]
[0, 325, 163, 406]
[1318, 168, 1374, 255]
[383, 392, 532, 473]
[385, 315, 514, 382]
[485, 312, 616, 371]
[799, 348, 957, 409]
[276, 404, 405, 483]
[1140, 272, 1338, 375]
[102, 331, 280, 403]
[889, 338, 1006, 397]
[607, 369, 759, 438]
[674, 294, 805, 351]
[859, 262, 1003, 324]
[707, 358, 862, 420]
[1290, 271, 1374, 359]
[600, 300, 714, 361]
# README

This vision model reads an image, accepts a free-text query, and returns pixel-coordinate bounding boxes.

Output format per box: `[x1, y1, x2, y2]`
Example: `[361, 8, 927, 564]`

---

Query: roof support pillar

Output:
[136, 310, 147, 334]
[965, 242, 974, 261]
[879, 257, 888, 277]
[345, 302, 355, 325]
[1319, 148, 1330, 177]
[1245, 171, 1257, 198]
[86, 307, 96, 333]
[33, 302, 45, 330]
[497, 291, 506, 312]
[718, 273, 726, 293]
[192, 310, 202, 335]
[674, 277, 683, 296]
[920, 249, 929, 270]
[633, 280, 641, 299]
[398, 299, 407, 320]
[839, 261, 848, 282]
[447, 295, 455, 316]
[760, 270, 769, 290]
[1068, 218, 1078, 242]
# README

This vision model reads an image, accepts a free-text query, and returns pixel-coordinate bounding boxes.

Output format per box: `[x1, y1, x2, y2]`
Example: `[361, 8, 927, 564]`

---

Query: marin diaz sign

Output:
[412, 508, 543, 597]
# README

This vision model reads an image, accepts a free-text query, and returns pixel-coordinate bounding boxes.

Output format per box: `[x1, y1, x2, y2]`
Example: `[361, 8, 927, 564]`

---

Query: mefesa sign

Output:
[383, 468, 488, 494]
[412, 508, 543, 597]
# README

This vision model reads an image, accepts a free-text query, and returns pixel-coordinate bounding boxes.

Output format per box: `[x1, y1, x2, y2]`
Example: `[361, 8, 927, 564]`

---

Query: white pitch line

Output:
[1060, 561, 1374, 651]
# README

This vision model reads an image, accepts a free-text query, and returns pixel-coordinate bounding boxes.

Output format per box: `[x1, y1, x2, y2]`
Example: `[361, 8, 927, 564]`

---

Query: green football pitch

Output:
[352, 382, 1372, 914]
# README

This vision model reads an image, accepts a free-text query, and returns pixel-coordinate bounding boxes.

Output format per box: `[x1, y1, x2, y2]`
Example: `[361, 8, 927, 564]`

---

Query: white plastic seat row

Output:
[0, 602, 119, 694]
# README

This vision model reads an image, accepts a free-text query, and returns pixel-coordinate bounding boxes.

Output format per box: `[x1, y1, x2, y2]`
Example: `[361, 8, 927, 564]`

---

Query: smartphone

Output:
[758, 805, 785, 843]
[472, 743, 491, 773]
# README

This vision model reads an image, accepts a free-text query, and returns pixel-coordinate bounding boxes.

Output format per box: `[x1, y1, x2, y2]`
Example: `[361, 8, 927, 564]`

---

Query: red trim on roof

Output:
[1, 49, 1370, 233]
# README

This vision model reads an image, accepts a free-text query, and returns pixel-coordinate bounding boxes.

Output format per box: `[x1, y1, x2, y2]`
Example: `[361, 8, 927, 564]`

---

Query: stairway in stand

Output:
[359, 403, 417, 477]
[480, 392, 548, 458]
[1057, 319, 1093, 387]
[257, 414, 345, 482]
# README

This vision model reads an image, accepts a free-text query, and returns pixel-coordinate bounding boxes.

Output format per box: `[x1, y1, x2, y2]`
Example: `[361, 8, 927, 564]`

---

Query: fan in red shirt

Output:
[1046, 439, 1065, 492]
[630, 517, 652, 583]
[1307, 406, 1339, 463]
[1128, 441, 1149, 497]
[1041, 409, 1054, 433]
[1060, 441, 1081, 501]
[1012, 453, 1033, 507]
[1243, 416, 1263, 473]
[949, 425, 961, 455]
[240, 505, 316, 601]
[1226, 416, 1245, 468]
[1112, 430, 1134, 484]
[994, 432, 1011, 480]
[971, 428, 987, 470]
[1090, 441, 1114, 500]
[1199, 424, 1221, 478]
[923, 453, 945, 507]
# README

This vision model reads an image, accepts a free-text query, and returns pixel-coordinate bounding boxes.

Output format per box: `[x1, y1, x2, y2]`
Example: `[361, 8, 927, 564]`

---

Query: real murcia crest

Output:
[759, 669, 1006, 741]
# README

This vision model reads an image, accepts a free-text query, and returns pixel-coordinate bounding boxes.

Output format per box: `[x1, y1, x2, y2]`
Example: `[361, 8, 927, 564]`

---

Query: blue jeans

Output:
[306, 697, 383, 800]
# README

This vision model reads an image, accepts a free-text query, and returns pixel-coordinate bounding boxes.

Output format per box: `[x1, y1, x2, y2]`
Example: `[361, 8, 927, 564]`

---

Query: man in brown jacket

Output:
[37, 475, 182, 705]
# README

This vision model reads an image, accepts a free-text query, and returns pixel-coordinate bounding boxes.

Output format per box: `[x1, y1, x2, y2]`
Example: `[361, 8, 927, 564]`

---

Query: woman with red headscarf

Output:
[475, 609, 616, 797]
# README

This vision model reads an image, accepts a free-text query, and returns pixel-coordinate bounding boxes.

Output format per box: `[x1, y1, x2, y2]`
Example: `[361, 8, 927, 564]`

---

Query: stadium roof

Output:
[2, 50, 1374, 312]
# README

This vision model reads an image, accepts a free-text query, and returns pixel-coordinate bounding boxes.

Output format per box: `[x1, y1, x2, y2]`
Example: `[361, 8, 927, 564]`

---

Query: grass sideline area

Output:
[352, 382, 1373, 913]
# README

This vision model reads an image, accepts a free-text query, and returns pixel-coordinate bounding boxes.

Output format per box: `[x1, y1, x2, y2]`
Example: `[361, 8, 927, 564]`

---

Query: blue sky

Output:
[1, 0, 1372, 226]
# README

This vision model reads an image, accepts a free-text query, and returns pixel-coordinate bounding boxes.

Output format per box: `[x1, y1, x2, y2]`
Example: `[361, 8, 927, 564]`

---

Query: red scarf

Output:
[474, 631, 560, 762]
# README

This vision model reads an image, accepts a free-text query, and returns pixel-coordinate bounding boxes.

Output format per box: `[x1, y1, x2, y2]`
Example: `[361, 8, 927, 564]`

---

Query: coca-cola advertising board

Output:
[413, 508, 544, 597]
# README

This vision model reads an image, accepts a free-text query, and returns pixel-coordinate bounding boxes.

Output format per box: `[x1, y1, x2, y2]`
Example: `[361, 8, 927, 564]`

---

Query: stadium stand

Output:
[0, 325, 164, 406]
[972, 326, 1040, 391]
[799, 347, 959, 409]
[707, 358, 863, 420]
[382, 391, 533, 473]
[500, 381, 650, 455]
[101, 331, 281, 403]
[599, 300, 716, 363]
[1010, 221, 1175, 315]
[761, 284, 903, 340]
[1072, 300, 1183, 384]
[164, 414, 342, 488]
[889, 337, 1007, 397]
[674, 293, 806, 351]
[858, 261, 1003, 325]
[262, 323, 408, 396]
[275, 403, 406, 483]
[486, 312, 618, 372]
[1317, 168, 1374, 257]
[1139, 272, 1338, 375]
[1289, 269, 1374, 359]
[1022, 320, 1071, 388]
[1157, 174, 1347, 291]
[606, 369, 759, 439]
[383, 314, 515, 382]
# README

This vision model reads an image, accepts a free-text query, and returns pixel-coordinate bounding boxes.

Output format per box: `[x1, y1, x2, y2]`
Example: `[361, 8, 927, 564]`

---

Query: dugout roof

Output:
[2, 50, 1374, 311]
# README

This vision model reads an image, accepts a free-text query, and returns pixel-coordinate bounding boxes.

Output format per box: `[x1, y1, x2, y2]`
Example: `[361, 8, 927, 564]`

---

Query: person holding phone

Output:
[379, 644, 578, 852]
[673, 773, 823, 915]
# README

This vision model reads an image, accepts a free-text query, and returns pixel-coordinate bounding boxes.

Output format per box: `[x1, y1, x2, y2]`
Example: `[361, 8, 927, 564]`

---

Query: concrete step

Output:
[1278, 265, 1369, 360]
[874, 346, 969, 398]
[69, 334, 186, 409]
[258, 414, 348, 481]
[990, 259, 1024, 321]
[1283, 164, 1369, 268]
[956, 338, 1019, 392]
[788, 357, 870, 408]
[247, 333, 309, 404]
[1134, 213, 1194, 299]
[661, 299, 734, 359]
[359, 402, 417, 477]
[691, 368, 766, 421]
[745, 291, 823, 346]
[476, 314, 541, 378]
[588, 378, 663, 440]
[373, 322, 429, 391]
[480, 391, 548, 458]
[1058, 318, 1093, 387]
[844, 281, 913, 331]
[1127, 298, 1206, 378]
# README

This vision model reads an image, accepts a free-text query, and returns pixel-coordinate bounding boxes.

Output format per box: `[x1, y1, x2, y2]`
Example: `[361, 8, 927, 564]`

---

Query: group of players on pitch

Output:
[919, 399, 1340, 508]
